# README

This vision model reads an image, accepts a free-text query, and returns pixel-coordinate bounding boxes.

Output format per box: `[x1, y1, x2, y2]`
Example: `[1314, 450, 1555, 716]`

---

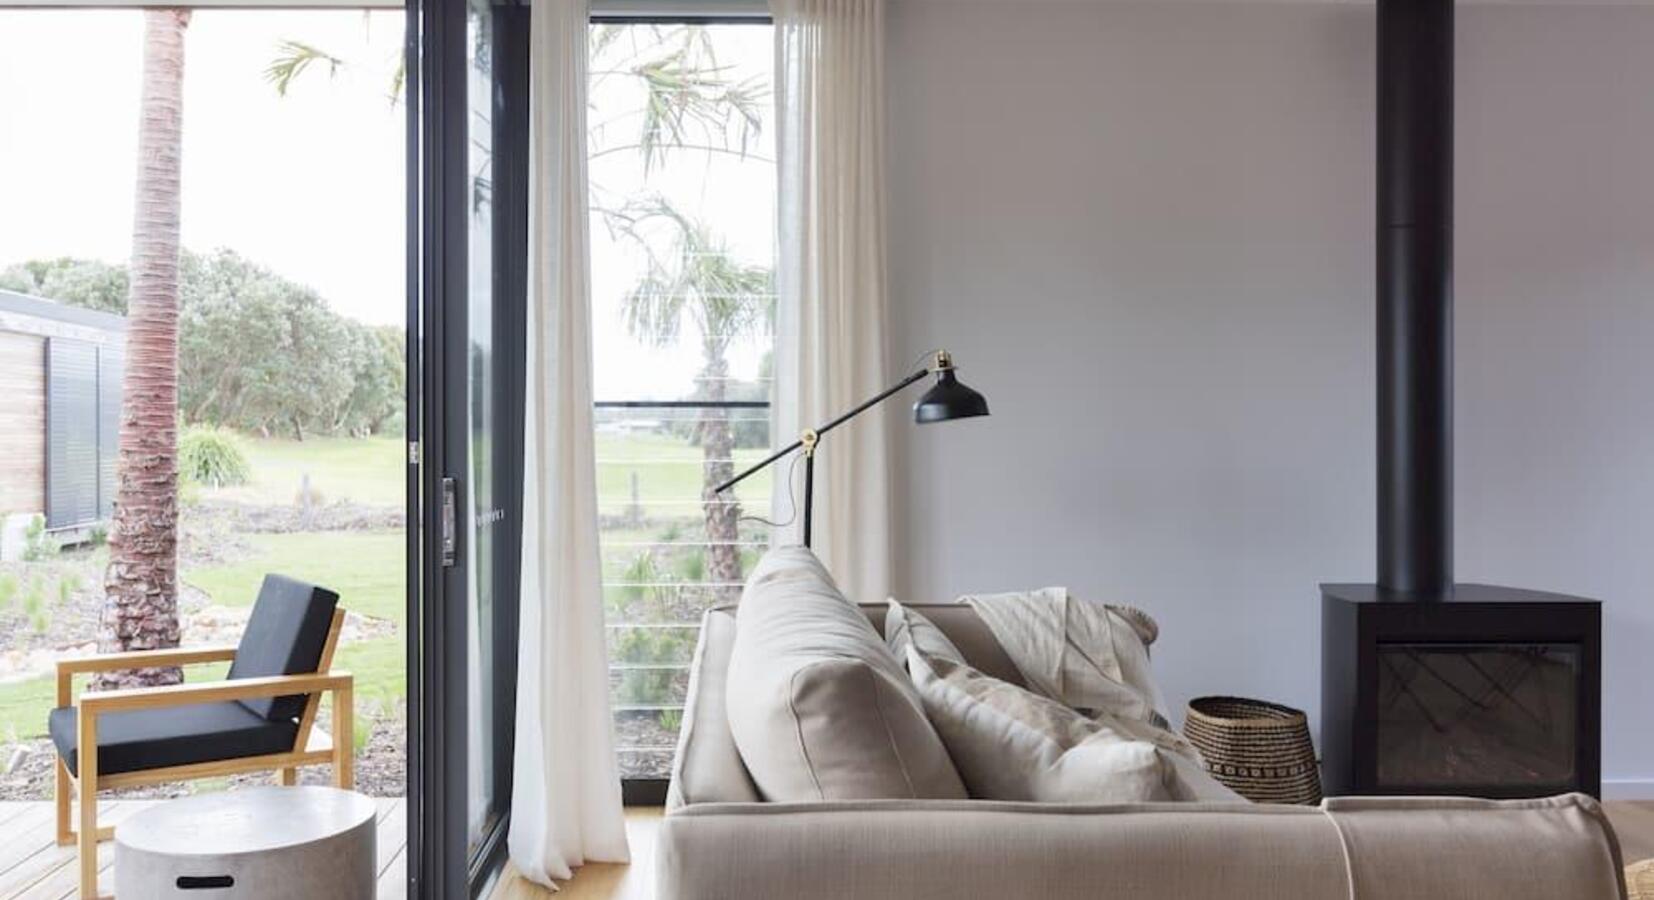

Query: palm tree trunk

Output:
[98, 9, 191, 690]
[698, 352, 743, 603]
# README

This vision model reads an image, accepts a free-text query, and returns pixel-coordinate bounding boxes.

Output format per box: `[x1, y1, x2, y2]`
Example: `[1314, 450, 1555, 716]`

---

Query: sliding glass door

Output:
[410, 0, 527, 895]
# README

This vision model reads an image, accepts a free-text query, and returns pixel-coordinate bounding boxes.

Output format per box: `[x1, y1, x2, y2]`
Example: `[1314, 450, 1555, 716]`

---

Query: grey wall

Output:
[885, 0, 1654, 791]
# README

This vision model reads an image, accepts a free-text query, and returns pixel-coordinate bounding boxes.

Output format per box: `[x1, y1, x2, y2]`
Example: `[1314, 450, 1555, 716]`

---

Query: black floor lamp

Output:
[713, 350, 990, 547]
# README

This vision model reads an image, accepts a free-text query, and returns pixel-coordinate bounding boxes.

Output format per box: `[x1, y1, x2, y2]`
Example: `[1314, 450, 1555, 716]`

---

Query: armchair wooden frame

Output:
[53, 609, 353, 900]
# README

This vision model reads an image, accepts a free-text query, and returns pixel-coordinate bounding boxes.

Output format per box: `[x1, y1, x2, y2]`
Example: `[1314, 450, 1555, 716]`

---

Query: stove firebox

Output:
[1321, 585, 1601, 798]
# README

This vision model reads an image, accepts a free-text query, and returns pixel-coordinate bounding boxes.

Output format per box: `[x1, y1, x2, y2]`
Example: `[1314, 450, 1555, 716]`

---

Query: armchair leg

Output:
[55, 758, 72, 846]
[279, 767, 298, 786]
[77, 712, 99, 900]
[333, 685, 354, 790]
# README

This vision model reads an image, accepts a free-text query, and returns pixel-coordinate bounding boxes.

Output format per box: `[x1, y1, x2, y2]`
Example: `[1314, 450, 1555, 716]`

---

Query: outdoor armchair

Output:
[48, 574, 355, 899]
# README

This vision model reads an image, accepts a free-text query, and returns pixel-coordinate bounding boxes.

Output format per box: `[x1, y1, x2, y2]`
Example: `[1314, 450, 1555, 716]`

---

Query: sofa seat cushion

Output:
[903, 635, 1238, 802]
[726, 547, 966, 801]
[49, 702, 300, 777]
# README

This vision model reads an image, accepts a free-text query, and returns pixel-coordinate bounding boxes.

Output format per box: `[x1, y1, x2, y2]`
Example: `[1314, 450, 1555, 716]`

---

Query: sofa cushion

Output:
[904, 641, 1238, 802]
[49, 702, 300, 777]
[725, 547, 966, 801]
[884, 598, 967, 665]
[656, 794, 1624, 900]
[669, 607, 761, 808]
[228, 574, 340, 722]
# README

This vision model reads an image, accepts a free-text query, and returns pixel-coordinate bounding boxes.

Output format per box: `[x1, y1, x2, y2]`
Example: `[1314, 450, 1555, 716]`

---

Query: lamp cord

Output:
[736, 450, 804, 529]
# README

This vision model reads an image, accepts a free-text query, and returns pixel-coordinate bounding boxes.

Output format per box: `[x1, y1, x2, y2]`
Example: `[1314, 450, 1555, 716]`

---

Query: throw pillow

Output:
[884, 597, 967, 665]
[724, 547, 967, 801]
[905, 644, 1240, 803]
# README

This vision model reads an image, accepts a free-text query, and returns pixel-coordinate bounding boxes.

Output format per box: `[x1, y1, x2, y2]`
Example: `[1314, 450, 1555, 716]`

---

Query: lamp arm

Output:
[713, 364, 933, 495]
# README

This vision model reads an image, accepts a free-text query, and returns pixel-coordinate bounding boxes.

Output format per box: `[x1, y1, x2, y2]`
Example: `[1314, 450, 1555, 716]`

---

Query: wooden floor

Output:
[0, 797, 407, 899]
[485, 809, 662, 900]
[0, 799, 1645, 899]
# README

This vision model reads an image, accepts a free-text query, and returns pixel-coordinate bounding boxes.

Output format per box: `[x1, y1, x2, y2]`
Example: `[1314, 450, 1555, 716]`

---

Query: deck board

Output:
[0, 795, 408, 899]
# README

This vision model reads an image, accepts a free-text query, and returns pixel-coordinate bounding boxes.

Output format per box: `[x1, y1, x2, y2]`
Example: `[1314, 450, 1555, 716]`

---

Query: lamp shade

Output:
[913, 368, 990, 424]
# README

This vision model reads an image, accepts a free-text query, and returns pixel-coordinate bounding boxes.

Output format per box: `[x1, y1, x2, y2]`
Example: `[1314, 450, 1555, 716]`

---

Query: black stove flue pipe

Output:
[1377, 0, 1453, 598]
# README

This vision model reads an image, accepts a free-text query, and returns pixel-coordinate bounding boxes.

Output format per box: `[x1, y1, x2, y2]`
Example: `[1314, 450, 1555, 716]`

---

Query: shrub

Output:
[0, 573, 17, 609]
[23, 576, 45, 616]
[179, 426, 252, 488]
[22, 514, 54, 562]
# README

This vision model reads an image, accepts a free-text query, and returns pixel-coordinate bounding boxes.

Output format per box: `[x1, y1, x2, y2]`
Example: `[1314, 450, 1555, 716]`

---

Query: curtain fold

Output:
[771, 0, 893, 605]
[510, 0, 630, 885]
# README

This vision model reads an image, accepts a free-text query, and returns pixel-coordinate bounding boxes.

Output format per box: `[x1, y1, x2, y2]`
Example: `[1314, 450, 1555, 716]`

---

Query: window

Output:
[587, 19, 776, 785]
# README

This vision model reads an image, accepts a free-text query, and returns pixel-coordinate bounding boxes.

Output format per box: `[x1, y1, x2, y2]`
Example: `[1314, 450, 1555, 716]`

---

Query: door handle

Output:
[441, 476, 458, 568]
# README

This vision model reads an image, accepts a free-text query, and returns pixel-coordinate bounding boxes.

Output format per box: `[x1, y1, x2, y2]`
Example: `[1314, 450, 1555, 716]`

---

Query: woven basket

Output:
[1628, 858, 1654, 900]
[1183, 696, 1323, 805]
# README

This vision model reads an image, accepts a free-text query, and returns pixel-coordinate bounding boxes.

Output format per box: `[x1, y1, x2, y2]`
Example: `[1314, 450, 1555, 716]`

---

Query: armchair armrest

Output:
[79, 672, 354, 715]
[56, 645, 239, 676]
[55, 645, 241, 708]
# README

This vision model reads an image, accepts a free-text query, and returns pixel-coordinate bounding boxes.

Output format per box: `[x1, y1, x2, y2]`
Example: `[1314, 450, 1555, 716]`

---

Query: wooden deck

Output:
[0, 798, 1646, 899]
[0, 797, 407, 899]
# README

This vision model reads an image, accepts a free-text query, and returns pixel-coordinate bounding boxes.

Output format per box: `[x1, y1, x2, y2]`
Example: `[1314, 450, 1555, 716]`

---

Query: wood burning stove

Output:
[1318, 0, 1602, 799]
[1322, 585, 1601, 798]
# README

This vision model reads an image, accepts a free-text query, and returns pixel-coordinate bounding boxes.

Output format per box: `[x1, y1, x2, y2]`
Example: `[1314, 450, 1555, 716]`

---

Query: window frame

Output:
[586, 6, 774, 807]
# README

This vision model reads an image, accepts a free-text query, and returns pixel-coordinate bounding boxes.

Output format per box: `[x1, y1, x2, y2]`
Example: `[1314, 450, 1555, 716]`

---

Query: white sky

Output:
[0, 9, 407, 326]
[0, 13, 775, 400]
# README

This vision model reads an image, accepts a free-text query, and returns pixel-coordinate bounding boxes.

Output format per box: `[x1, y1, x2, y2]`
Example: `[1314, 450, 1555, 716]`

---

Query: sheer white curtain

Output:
[771, 0, 893, 604]
[510, 0, 629, 885]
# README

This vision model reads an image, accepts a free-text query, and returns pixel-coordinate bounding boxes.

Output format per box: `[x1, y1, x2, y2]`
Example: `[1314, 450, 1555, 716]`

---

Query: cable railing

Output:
[596, 398, 771, 778]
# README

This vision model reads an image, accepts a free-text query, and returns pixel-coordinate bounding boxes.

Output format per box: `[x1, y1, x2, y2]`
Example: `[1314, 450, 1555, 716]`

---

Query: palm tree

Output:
[614, 200, 773, 597]
[98, 9, 191, 690]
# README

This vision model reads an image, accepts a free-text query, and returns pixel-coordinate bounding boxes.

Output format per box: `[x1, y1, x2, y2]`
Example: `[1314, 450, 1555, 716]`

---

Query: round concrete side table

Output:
[115, 786, 376, 900]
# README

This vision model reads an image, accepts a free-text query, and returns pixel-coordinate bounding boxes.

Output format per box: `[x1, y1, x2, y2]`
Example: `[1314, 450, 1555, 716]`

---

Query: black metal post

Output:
[1377, 0, 1454, 597]
[802, 450, 815, 547]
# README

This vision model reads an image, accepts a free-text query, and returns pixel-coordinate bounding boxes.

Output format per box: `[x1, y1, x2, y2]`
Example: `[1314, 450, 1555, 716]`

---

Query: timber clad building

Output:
[0, 290, 124, 558]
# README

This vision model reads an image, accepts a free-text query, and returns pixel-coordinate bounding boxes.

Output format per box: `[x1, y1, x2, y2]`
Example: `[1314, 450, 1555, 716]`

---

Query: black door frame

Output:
[408, 0, 530, 896]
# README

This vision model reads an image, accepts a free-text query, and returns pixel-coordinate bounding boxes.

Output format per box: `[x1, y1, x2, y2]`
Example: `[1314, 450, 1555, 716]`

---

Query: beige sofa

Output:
[658, 604, 1628, 899]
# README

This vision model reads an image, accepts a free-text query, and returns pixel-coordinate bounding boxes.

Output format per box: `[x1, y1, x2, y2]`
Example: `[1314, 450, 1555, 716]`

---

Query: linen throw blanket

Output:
[958, 588, 1170, 727]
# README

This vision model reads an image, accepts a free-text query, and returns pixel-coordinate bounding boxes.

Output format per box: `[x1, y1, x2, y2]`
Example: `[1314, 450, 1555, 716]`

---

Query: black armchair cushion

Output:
[227, 574, 340, 722]
[48, 703, 300, 777]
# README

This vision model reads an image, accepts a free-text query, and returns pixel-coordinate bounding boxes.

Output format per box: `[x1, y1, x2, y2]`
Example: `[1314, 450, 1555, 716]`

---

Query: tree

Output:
[0, 258, 129, 314]
[613, 200, 772, 594]
[590, 26, 773, 599]
[98, 8, 191, 689]
[13, 251, 404, 440]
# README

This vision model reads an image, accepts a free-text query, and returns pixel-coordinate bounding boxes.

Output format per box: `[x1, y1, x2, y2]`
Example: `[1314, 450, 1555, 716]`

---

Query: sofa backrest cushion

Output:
[725, 547, 967, 801]
[669, 607, 761, 808]
[228, 574, 340, 722]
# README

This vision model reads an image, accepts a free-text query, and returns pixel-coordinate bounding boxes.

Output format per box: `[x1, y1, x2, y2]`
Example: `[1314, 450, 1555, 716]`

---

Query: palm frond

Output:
[265, 40, 346, 97]
[612, 196, 773, 354]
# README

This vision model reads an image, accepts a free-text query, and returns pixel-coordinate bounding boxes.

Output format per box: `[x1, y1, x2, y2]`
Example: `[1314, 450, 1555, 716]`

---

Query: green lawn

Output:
[208, 436, 406, 508]
[185, 531, 406, 625]
[595, 432, 772, 514]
